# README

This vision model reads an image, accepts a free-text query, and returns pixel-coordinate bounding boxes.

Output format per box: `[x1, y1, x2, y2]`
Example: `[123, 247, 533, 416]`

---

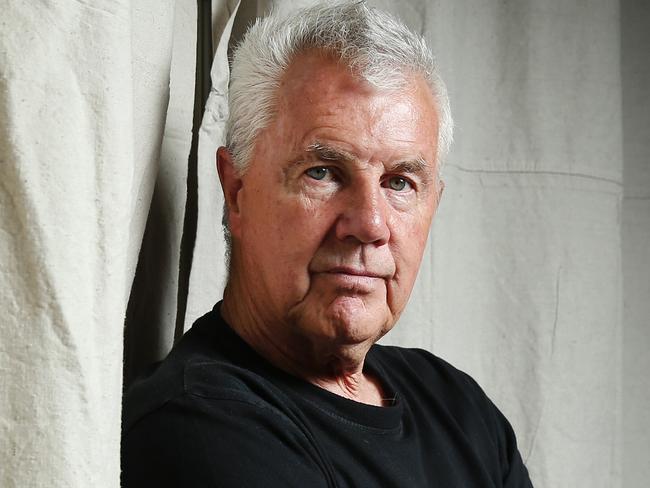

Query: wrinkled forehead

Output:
[268, 52, 440, 168]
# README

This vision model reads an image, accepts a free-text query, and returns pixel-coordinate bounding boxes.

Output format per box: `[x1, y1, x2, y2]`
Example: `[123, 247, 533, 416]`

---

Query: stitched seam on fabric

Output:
[185, 389, 281, 413]
[298, 395, 403, 436]
[445, 163, 623, 186]
[124, 396, 181, 435]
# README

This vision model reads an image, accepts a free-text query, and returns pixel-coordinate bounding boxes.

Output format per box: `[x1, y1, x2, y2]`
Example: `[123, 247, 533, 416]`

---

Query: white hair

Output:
[226, 1, 454, 174]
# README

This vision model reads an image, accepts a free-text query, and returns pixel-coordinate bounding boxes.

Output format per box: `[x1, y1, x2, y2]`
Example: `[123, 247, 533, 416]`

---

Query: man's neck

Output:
[220, 288, 386, 407]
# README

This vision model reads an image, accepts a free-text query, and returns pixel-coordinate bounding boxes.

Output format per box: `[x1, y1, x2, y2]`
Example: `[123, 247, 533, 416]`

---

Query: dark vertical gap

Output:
[123, 183, 173, 388]
[620, 1, 650, 486]
[174, 0, 214, 342]
[227, 0, 259, 61]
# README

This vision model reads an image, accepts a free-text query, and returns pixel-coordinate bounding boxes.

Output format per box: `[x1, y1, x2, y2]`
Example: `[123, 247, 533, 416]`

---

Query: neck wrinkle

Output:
[221, 265, 385, 407]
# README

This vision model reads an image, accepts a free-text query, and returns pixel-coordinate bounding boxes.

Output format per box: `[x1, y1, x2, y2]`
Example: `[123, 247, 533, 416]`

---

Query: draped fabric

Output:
[0, 1, 647, 486]
[1, 1, 176, 485]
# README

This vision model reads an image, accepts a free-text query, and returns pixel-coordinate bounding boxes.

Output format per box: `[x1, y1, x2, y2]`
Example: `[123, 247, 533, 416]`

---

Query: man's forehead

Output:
[261, 51, 440, 173]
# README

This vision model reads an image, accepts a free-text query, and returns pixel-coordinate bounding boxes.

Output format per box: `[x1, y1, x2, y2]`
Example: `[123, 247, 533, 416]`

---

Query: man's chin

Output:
[295, 294, 393, 347]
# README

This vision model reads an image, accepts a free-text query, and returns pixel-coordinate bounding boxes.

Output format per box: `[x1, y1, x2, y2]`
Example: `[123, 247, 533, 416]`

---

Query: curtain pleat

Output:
[0, 1, 175, 486]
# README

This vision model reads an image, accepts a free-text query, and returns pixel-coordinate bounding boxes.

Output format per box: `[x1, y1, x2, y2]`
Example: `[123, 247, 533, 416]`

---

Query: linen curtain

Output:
[1, 1, 647, 486]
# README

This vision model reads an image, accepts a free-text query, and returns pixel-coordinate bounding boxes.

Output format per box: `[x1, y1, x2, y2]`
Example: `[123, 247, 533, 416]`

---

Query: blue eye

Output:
[388, 176, 411, 191]
[306, 167, 329, 180]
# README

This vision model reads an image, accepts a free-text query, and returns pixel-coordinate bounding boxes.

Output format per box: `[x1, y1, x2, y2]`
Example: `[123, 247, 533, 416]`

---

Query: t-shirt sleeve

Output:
[403, 348, 534, 487]
[458, 368, 533, 487]
[490, 400, 533, 487]
[121, 394, 331, 488]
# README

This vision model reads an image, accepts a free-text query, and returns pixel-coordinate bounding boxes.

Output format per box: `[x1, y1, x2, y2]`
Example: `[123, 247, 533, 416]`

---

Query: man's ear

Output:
[217, 146, 243, 238]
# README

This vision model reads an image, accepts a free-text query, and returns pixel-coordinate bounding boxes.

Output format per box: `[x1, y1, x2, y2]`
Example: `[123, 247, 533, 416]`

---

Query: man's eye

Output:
[305, 167, 329, 180]
[387, 176, 412, 192]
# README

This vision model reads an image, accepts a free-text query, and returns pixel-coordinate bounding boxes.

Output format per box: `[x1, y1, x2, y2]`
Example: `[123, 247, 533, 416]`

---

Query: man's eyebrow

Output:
[306, 142, 356, 163]
[390, 157, 429, 175]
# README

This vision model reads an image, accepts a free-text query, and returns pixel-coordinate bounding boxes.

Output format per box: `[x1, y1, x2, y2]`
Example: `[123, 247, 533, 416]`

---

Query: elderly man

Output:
[122, 3, 532, 487]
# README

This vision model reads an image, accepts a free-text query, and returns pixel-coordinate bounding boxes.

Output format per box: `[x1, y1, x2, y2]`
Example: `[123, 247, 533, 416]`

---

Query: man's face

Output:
[224, 53, 442, 351]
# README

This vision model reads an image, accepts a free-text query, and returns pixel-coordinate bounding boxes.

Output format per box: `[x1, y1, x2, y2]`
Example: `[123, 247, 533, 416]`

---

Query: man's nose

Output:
[335, 182, 390, 245]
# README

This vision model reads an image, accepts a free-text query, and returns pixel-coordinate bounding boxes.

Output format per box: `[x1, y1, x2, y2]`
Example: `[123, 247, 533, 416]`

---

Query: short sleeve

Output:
[490, 403, 534, 487]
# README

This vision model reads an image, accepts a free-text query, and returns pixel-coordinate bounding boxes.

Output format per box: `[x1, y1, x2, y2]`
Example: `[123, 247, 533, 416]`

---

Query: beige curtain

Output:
[1, 1, 648, 486]
[0, 0, 176, 485]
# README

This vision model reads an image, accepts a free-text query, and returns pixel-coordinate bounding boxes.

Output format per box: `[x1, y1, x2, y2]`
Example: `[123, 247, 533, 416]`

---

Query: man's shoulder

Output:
[122, 308, 279, 432]
[372, 343, 484, 395]
[372, 343, 501, 428]
[121, 309, 335, 487]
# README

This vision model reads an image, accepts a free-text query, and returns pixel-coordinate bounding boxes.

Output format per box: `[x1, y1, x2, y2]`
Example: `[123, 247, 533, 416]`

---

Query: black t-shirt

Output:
[122, 304, 533, 487]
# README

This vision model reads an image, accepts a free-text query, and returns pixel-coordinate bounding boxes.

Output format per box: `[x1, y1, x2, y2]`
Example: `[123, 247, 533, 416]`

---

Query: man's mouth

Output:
[310, 267, 388, 294]
[325, 266, 385, 279]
